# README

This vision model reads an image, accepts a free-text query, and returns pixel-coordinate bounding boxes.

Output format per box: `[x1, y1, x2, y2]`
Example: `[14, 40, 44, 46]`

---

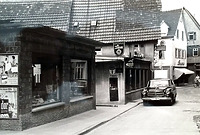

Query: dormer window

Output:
[91, 20, 97, 26]
[73, 22, 79, 27]
[160, 20, 169, 37]
[188, 32, 196, 40]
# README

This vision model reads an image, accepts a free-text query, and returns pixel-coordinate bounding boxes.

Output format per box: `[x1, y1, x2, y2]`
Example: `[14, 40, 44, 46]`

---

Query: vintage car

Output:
[141, 78, 177, 105]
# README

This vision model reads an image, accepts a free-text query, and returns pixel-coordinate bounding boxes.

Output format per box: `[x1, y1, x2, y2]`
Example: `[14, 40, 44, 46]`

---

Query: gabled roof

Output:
[183, 7, 200, 30]
[70, 0, 162, 43]
[161, 8, 182, 36]
[0, 0, 72, 32]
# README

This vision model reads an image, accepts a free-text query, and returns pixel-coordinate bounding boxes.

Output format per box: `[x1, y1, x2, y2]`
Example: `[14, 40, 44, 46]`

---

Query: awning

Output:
[174, 68, 194, 80]
[95, 56, 124, 62]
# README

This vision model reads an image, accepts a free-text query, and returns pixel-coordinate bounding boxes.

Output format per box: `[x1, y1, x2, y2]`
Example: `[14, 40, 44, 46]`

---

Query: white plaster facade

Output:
[154, 11, 187, 79]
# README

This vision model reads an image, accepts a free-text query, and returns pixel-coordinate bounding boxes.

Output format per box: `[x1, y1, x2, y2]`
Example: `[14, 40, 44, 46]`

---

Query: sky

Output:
[0, 0, 200, 23]
[161, 0, 200, 23]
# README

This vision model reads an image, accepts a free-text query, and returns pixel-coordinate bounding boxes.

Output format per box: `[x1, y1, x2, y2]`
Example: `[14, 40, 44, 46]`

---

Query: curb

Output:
[77, 101, 142, 135]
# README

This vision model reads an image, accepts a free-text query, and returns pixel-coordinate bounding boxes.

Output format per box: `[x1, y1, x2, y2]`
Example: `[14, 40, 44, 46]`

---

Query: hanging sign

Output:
[113, 42, 124, 56]
[125, 59, 134, 68]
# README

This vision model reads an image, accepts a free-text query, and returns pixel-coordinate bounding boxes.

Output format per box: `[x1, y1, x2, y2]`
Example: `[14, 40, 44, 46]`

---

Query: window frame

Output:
[193, 48, 198, 56]
[176, 29, 179, 39]
[182, 31, 184, 41]
[188, 32, 196, 40]
[70, 59, 89, 98]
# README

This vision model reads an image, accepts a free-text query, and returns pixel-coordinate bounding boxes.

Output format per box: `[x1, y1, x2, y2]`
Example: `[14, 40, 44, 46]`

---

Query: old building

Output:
[182, 8, 200, 84]
[0, 0, 103, 130]
[0, 23, 102, 131]
[154, 8, 194, 85]
[70, 0, 162, 104]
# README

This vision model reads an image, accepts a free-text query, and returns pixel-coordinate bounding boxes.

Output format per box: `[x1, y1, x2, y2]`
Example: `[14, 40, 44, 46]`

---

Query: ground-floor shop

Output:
[0, 26, 101, 130]
[95, 57, 152, 105]
[153, 66, 194, 85]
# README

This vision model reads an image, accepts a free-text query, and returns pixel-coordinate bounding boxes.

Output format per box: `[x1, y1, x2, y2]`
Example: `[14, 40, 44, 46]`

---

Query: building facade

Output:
[0, 25, 101, 130]
[154, 8, 194, 85]
[70, 0, 162, 104]
[182, 8, 200, 84]
[0, 0, 106, 130]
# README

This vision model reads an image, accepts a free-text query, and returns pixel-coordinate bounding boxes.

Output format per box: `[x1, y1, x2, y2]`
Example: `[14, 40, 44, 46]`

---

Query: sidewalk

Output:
[1, 99, 142, 135]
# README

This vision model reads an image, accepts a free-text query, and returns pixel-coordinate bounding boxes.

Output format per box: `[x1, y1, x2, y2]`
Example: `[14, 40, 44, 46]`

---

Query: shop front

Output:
[95, 56, 152, 105]
[0, 26, 100, 130]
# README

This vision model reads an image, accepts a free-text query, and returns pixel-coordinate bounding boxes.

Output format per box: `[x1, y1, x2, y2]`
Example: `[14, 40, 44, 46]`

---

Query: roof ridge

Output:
[162, 8, 182, 13]
[0, 0, 70, 4]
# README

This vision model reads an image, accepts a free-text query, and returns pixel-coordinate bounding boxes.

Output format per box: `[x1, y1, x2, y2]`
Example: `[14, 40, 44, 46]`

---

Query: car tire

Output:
[168, 97, 174, 105]
[173, 97, 176, 103]
[143, 101, 149, 106]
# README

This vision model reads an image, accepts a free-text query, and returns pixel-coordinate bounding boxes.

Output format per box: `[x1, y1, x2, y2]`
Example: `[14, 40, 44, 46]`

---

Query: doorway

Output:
[109, 78, 119, 101]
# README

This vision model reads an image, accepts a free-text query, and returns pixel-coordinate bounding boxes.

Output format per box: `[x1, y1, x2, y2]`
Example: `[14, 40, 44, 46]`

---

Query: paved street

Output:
[86, 86, 200, 135]
[1, 86, 200, 135]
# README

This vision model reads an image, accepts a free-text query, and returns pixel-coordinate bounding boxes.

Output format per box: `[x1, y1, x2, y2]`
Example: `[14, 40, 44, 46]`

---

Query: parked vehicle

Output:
[141, 78, 177, 105]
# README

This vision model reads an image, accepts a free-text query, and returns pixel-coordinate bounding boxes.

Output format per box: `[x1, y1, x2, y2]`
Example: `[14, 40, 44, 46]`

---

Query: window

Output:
[188, 32, 196, 40]
[182, 31, 184, 41]
[178, 49, 181, 58]
[32, 54, 62, 107]
[70, 59, 88, 98]
[176, 29, 179, 39]
[95, 47, 102, 55]
[91, 20, 97, 26]
[159, 50, 165, 59]
[175, 48, 178, 58]
[182, 50, 185, 58]
[193, 48, 198, 56]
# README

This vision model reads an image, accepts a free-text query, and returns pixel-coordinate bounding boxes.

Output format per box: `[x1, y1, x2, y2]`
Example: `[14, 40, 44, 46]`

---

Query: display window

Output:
[70, 59, 89, 98]
[32, 53, 61, 107]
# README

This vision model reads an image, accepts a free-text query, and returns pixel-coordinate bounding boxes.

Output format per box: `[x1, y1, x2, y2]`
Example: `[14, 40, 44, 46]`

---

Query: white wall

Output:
[155, 13, 187, 68]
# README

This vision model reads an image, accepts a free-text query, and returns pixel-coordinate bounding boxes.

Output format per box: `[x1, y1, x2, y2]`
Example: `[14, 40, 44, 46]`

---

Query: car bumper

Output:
[142, 97, 172, 101]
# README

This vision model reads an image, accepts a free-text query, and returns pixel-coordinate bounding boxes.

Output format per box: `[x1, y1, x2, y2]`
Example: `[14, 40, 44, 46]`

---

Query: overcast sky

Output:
[161, 0, 200, 23]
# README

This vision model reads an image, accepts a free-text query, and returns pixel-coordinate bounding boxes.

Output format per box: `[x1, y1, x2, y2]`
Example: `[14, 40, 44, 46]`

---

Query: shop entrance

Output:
[109, 78, 119, 101]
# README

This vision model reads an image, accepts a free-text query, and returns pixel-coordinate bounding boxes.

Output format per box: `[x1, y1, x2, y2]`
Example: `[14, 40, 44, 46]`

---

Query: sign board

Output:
[125, 59, 134, 68]
[0, 87, 18, 119]
[113, 42, 124, 56]
[0, 55, 18, 85]
[156, 45, 166, 51]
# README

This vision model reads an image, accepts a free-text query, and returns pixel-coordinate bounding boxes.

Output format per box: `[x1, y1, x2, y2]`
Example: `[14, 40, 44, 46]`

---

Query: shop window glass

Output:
[70, 59, 88, 98]
[32, 55, 61, 107]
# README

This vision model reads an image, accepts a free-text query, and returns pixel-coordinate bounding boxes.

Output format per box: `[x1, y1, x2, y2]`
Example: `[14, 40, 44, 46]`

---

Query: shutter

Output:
[194, 32, 196, 40]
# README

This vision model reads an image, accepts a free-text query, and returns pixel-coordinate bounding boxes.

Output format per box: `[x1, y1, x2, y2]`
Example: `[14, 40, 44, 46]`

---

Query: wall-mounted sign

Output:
[125, 59, 134, 68]
[156, 45, 166, 51]
[0, 55, 18, 85]
[113, 42, 124, 56]
[0, 87, 18, 119]
[177, 60, 185, 66]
